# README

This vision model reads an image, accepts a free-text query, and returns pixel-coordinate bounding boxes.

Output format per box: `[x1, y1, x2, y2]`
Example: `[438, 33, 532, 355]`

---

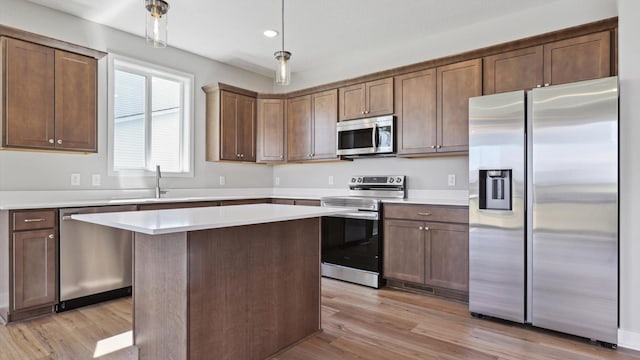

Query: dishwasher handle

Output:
[62, 214, 79, 221]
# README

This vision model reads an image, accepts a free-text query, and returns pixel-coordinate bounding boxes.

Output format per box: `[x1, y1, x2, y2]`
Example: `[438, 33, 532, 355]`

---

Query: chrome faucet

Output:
[155, 165, 165, 199]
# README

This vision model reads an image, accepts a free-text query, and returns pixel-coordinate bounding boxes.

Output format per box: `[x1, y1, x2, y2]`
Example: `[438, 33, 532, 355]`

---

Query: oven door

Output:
[321, 210, 382, 273]
[336, 116, 394, 156]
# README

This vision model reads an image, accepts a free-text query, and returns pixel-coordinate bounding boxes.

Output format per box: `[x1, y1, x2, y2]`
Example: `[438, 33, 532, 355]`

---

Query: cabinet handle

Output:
[424, 227, 430, 231]
[48, 139, 54, 144]
[536, 84, 542, 88]
[431, 145, 436, 149]
[544, 83, 550, 87]
[48, 234, 54, 239]
[240, 154, 244, 158]
[436, 145, 442, 149]
[364, 110, 369, 115]
[57, 139, 63, 145]
[417, 212, 432, 216]
[419, 226, 423, 230]
[24, 218, 45, 223]
[361, 111, 365, 115]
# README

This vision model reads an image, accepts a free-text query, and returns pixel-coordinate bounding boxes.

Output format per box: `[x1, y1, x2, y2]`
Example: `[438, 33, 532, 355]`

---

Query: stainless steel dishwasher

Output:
[58, 205, 136, 311]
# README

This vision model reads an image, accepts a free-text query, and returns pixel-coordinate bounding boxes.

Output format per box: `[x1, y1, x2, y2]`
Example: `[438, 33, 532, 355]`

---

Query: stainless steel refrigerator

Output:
[468, 76, 618, 346]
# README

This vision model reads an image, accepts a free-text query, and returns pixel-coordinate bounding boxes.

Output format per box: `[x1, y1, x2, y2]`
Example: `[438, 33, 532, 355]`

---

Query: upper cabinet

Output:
[257, 98, 285, 162]
[287, 89, 338, 162]
[205, 86, 257, 162]
[484, 31, 612, 94]
[338, 77, 394, 121]
[396, 59, 481, 156]
[1, 37, 98, 152]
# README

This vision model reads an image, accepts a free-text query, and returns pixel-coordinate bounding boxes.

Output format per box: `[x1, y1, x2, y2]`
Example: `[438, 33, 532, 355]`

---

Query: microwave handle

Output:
[372, 123, 378, 149]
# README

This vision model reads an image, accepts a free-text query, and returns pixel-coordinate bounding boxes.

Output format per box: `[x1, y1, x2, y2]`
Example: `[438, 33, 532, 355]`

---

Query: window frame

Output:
[108, 53, 195, 178]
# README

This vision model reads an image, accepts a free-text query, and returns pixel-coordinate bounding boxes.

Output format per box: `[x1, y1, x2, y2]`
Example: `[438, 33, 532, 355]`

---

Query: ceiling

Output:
[26, 0, 565, 78]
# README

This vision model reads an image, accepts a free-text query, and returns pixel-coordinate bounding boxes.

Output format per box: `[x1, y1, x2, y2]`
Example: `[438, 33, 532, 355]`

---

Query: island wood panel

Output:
[483, 45, 544, 94]
[2, 37, 55, 149]
[188, 218, 320, 360]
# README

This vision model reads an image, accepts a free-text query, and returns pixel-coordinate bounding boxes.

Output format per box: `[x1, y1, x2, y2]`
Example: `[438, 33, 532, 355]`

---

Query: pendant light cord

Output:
[281, 0, 285, 52]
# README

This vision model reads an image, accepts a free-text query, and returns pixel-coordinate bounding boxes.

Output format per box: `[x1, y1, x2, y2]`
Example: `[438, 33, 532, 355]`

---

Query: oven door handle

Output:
[328, 211, 380, 221]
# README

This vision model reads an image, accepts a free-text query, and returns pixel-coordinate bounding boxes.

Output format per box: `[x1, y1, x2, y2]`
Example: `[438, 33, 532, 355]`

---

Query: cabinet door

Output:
[543, 31, 611, 86]
[286, 95, 312, 161]
[365, 77, 394, 117]
[338, 83, 365, 121]
[257, 99, 285, 162]
[436, 58, 481, 153]
[237, 94, 256, 162]
[383, 220, 425, 284]
[395, 69, 437, 155]
[13, 229, 56, 310]
[424, 222, 468, 292]
[311, 89, 338, 160]
[2, 37, 55, 149]
[54, 50, 97, 151]
[483, 46, 544, 94]
[220, 91, 239, 160]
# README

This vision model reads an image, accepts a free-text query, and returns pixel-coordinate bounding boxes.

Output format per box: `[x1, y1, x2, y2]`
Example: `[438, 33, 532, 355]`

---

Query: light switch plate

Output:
[219, 176, 226, 186]
[71, 173, 81, 186]
[448, 174, 456, 186]
[91, 174, 101, 186]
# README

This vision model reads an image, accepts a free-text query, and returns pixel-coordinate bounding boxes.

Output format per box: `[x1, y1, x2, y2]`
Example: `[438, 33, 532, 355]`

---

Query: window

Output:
[108, 55, 194, 176]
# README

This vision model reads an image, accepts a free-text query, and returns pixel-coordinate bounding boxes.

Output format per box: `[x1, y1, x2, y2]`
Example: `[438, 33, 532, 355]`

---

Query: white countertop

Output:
[0, 188, 468, 210]
[71, 203, 352, 235]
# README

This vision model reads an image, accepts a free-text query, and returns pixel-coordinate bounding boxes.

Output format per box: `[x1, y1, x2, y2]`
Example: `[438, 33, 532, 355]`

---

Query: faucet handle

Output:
[156, 165, 162, 178]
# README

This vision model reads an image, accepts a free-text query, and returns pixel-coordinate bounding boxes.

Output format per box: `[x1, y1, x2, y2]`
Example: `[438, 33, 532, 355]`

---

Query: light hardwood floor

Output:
[1, 278, 638, 360]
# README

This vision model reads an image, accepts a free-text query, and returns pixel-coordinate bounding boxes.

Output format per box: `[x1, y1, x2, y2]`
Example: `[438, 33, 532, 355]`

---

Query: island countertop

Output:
[71, 203, 352, 235]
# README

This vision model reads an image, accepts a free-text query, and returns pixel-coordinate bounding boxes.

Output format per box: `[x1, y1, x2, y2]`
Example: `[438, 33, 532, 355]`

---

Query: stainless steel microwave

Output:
[336, 115, 395, 157]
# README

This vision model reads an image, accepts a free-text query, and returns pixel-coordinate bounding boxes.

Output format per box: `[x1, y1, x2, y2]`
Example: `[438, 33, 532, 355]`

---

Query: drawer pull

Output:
[417, 212, 432, 216]
[24, 218, 45, 223]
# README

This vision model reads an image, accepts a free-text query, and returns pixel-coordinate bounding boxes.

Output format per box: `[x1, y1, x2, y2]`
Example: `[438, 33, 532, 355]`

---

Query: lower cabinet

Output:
[383, 204, 469, 301]
[1, 209, 58, 323]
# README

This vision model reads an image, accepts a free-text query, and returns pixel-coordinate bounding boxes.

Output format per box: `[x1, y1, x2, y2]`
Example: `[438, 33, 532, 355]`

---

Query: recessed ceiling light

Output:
[263, 30, 278, 38]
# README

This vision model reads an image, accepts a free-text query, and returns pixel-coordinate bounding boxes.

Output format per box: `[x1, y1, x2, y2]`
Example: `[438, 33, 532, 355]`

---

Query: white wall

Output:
[286, 0, 618, 91]
[0, 0, 274, 190]
[617, 0, 640, 350]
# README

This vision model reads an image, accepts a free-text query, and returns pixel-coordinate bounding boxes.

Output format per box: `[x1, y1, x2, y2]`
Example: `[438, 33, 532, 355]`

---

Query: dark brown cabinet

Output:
[257, 98, 285, 162]
[220, 91, 256, 162]
[395, 69, 437, 155]
[1, 209, 57, 323]
[396, 59, 481, 156]
[1, 37, 97, 152]
[543, 31, 611, 86]
[484, 46, 544, 94]
[484, 31, 612, 94]
[338, 77, 393, 121]
[287, 89, 338, 162]
[384, 204, 469, 300]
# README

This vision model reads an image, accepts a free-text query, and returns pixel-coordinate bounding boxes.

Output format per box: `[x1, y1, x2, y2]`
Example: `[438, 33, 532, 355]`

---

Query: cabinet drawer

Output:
[384, 204, 468, 223]
[12, 210, 56, 231]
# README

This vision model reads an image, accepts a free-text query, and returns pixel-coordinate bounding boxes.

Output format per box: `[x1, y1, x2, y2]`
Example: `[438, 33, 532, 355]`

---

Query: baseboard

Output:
[619, 329, 640, 351]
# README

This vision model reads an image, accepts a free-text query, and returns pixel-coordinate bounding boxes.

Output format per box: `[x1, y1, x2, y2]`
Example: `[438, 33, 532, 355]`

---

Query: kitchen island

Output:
[72, 203, 350, 360]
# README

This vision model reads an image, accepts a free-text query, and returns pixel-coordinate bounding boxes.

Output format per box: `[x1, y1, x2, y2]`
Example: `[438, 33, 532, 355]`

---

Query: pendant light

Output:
[274, 0, 291, 85]
[145, 0, 169, 48]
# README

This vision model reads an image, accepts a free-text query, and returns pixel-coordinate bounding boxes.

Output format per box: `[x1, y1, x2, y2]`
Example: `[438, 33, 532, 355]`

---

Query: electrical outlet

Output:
[448, 174, 456, 186]
[219, 176, 226, 186]
[274, 176, 280, 186]
[71, 173, 81, 186]
[91, 174, 101, 186]
[328, 176, 334, 185]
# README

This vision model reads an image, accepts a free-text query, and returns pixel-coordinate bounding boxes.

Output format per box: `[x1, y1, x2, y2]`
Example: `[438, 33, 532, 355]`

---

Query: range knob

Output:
[357, 177, 363, 183]
[389, 178, 395, 183]
[396, 177, 403, 183]
[351, 177, 357, 183]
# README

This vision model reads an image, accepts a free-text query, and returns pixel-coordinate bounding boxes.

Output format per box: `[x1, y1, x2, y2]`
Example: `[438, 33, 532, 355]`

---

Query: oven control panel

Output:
[349, 175, 405, 186]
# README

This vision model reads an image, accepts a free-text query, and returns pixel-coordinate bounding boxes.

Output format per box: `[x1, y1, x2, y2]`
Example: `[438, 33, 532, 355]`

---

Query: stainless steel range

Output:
[321, 175, 406, 288]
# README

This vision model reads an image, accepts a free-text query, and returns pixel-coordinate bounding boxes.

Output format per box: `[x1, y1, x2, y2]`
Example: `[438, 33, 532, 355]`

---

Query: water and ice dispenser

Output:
[479, 170, 512, 210]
